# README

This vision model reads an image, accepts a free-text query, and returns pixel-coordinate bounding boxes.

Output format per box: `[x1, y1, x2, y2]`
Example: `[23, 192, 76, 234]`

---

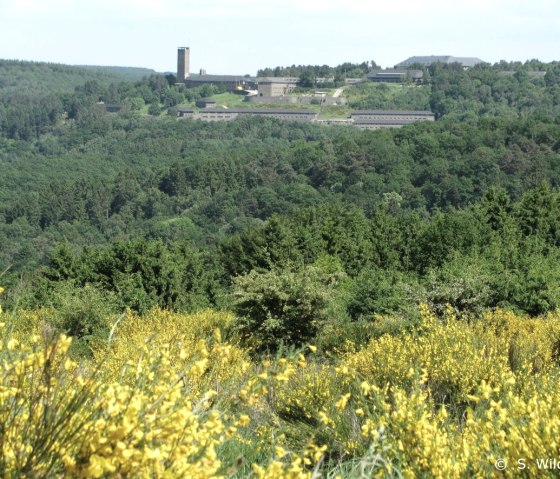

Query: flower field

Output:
[2, 297, 560, 477]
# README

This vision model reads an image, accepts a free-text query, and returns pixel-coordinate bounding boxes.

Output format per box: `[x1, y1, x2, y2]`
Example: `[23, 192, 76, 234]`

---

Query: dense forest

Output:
[2, 59, 560, 477]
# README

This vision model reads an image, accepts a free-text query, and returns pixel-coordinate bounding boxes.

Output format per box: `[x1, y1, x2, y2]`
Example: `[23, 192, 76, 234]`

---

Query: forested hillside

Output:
[2, 59, 560, 477]
[0, 60, 157, 96]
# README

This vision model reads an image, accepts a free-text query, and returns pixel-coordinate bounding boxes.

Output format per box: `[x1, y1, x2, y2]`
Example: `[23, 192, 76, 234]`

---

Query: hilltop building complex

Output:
[173, 48, 436, 129]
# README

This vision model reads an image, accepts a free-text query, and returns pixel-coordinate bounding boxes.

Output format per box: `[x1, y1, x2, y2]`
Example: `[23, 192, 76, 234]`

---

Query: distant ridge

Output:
[0, 59, 157, 96]
[75, 65, 159, 81]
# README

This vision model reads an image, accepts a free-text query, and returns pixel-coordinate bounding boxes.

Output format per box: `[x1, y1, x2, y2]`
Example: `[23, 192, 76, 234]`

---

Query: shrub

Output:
[232, 264, 346, 351]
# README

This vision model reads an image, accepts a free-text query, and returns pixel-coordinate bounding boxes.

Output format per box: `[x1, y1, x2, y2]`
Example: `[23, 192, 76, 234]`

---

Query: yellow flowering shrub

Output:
[343, 305, 560, 405]
[94, 308, 249, 397]
[0, 329, 233, 477]
[2, 303, 560, 477]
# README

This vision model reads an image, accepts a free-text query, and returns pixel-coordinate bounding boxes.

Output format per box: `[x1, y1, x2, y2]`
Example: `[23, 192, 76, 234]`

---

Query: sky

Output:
[0, 0, 559, 75]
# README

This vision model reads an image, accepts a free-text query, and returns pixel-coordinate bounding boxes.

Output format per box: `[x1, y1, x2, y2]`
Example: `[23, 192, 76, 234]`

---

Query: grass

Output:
[318, 105, 352, 119]
[342, 82, 431, 110]
[207, 92, 250, 109]
[202, 92, 352, 119]
[181, 84, 425, 119]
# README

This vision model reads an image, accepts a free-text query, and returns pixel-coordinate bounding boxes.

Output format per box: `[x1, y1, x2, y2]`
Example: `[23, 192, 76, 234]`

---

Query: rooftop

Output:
[395, 56, 485, 68]
[257, 77, 300, 84]
[367, 69, 424, 79]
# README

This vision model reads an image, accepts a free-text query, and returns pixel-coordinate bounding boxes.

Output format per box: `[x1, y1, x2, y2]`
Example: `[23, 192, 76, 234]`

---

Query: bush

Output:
[346, 268, 421, 320]
[232, 264, 346, 351]
[423, 255, 492, 317]
[47, 282, 119, 356]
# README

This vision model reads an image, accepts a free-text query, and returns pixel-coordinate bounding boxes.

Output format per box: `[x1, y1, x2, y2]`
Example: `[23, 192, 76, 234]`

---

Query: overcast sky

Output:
[1, 0, 559, 74]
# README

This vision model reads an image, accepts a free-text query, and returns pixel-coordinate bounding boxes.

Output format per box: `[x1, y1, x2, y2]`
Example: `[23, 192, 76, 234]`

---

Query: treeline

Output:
[347, 61, 560, 118]
[3, 59, 560, 142]
[0, 69, 221, 140]
[428, 61, 560, 119]
[0, 59, 157, 97]
[2, 115, 560, 275]
[7, 183, 560, 351]
[3, 59, 560, 327]
[257, 61, 378, 81]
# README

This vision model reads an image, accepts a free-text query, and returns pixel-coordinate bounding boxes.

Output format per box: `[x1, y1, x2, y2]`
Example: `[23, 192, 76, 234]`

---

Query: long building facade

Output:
[367, 70, 423, 84]
[177, 108, 317, 122]
[351, 110, 435, 129]
[256, 77, 299, 97]
[176, 107, 435, 128]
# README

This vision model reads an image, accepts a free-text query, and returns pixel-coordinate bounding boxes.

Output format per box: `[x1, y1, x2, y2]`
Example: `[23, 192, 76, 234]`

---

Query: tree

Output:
[298, 70, 316, 88]
[232, 264, 345, 351]
[148, 103, 162, 116]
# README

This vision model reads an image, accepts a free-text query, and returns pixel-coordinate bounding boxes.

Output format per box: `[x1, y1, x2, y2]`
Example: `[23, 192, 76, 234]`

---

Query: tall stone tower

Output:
[177, 47, 190, 82]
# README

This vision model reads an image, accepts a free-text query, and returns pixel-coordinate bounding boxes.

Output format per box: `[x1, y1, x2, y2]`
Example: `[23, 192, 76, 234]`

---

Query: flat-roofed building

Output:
[351, 110, 434, 129]
[367, 70, 423, 84]
[256, 77, 299, 97]
[193, 108, 317, 122]
[352, 110, 434, 121]
[239, 109, 316, 121]
[352, 119, 419, 130]
[176, 107, 194, 119]
[196, 98, 218, 109]
[344, 78, 365, 84]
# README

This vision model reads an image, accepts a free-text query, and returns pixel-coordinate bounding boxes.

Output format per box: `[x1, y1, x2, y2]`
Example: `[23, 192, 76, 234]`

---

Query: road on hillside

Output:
[333, 87, 345, 98]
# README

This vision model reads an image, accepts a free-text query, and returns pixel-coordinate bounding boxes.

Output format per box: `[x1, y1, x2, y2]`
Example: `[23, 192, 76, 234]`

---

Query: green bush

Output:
[232, 264, 346, 351]
[48, 282, 119, 356]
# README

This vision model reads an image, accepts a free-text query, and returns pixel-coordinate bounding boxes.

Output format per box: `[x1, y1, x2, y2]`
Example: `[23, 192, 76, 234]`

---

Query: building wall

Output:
[258, 83, 274, 96]
[257, 82, 296, 97]
[246, 112, 314, 121]
[195, 111, 238, 121]
[177, 47, 190, 81]
[188, 110, 316, 122]
[176, 107, 432, 127]
[196, 100, 217, 109]
[356, 124, 406, 130]
[177, 109, 194, 118]
[369, 75, 404, 83]
[367, 70, 423, 84]
[351, 112, 434, 121]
